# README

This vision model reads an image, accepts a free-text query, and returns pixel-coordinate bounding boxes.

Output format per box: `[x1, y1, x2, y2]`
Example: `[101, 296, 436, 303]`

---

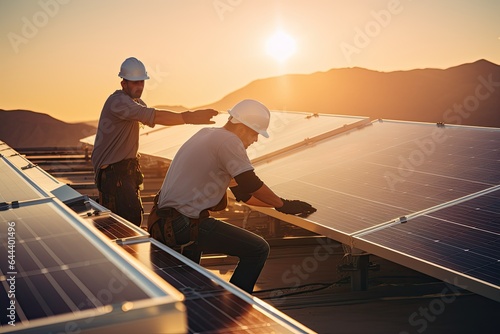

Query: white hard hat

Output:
[118, 57, 150, 81]
[229, 99, 270, 138]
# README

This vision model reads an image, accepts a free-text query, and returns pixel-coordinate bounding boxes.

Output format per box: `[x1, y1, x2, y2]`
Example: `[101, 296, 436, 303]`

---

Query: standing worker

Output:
[92, 57, 218, 226]
[148, 99, 316, 293]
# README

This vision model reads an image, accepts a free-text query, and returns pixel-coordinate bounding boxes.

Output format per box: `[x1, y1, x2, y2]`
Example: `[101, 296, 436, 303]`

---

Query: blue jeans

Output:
[171, 214, 270, 294]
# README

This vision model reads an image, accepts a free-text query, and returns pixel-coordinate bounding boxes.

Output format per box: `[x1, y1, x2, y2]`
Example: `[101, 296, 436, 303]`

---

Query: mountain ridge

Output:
[2, 59, 499, 148]
[192, 59, 499, 128]
[0, 109, 96, 148]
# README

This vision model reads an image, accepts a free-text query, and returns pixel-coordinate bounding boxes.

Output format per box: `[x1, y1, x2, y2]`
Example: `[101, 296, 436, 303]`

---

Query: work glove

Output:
[276, 198, 317, 218]
[182, 109, 218, 124]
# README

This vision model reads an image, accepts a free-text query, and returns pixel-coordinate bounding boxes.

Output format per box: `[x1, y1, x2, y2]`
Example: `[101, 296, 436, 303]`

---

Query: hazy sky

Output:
[1, 0, 499, 123]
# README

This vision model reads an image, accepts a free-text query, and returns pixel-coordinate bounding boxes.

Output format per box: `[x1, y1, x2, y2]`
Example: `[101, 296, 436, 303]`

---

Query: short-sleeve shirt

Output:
[91, 90, 156, 172]
[158, 127, 254, 218]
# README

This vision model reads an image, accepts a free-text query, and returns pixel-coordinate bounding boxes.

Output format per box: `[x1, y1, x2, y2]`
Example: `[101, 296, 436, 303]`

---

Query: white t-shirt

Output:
[158, 127, 253, 218]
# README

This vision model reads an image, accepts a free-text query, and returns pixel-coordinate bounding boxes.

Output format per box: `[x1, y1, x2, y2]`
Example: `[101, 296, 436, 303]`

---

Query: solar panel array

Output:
[0, 142, 312, 333]
[10, 107, 497, 332]
[1, 148, 82, 203]
[81, 113, 500, 301]
[78, 202, 312, 333]
[355, 186, 500, 301]
[0, 143, 187, 333]
[120, 239, 310, 333]
[248, 119, 500, 302]
[80, 111, 369, 161]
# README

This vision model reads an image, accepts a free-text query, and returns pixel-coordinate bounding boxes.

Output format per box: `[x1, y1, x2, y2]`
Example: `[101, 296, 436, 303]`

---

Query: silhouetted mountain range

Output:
[191, 59, 499, 128]
[2, 59, 499, 148]
[0, 110, 96, 148]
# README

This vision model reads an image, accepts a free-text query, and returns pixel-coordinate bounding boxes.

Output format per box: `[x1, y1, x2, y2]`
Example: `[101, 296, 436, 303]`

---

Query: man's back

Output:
[158, 127, 253, 218]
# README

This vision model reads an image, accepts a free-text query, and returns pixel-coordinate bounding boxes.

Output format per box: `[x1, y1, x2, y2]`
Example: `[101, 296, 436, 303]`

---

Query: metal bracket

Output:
[338, 246, 380, 291]
[21, 163, 37, 170]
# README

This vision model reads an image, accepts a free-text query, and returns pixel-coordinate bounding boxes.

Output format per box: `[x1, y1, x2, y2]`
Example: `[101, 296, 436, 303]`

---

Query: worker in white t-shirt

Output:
[148, 99, 316, 293]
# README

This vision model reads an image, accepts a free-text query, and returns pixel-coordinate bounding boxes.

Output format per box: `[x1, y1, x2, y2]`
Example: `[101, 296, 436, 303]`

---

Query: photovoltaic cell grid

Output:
[83, 213, 149, 242]
[250, 120, 500, 301]
[356, 188, 500, 300]
[1, 142, 311, 333]
[79, 111, 368, 162]
[1, 150, 82, 204]
[0, 201, 152, 327]
[121, 240, 302, 334]
[253, 121, 500, 241]
[0, 158, 47, 203]
[85, 213, 309, 333]
[1, 145, 188, 332]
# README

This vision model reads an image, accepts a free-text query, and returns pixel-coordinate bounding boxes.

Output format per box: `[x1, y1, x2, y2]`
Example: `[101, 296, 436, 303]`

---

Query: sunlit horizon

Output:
[1, 0, 499, 123]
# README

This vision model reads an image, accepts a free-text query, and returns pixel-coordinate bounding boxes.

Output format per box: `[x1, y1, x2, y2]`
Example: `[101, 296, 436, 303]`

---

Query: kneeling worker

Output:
[148, 99, 316, 293]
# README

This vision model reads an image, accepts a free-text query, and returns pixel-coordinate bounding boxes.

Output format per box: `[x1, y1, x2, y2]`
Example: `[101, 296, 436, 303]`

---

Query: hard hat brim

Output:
[119, 74, 150, 81]
[230, 115, 270, 138]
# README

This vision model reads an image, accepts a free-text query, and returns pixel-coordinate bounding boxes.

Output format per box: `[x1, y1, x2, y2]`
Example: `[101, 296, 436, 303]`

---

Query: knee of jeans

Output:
[256, 238, 270, 259]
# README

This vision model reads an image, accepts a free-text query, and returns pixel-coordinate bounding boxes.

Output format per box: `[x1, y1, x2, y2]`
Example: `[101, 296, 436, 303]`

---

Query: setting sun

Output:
[266, 31, 297, 62]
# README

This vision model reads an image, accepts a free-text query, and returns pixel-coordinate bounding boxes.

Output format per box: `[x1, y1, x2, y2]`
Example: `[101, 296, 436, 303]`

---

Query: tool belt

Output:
[147, 192, 208, 252]
[96, 158, 144, 191]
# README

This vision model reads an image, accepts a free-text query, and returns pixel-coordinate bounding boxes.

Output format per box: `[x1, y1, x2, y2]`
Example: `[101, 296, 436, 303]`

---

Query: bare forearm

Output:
[153, 110, 185, 126]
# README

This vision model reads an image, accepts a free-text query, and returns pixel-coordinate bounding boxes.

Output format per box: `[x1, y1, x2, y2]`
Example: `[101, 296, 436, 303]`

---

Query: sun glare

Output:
[266, 31, 297, 62]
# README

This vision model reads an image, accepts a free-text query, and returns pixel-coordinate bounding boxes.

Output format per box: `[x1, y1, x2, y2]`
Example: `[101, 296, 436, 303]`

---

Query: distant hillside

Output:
[2, 60, 499, 149]
[0, 110, 96, 148]
[196, 59, 500, 128]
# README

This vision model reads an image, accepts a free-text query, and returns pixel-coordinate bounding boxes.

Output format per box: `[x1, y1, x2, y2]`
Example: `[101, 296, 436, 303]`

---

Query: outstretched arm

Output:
[154, 109, 218, 126]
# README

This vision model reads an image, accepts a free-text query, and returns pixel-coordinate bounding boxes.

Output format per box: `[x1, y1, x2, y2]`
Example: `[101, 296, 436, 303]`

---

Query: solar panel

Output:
[80, 111, 368, 161]
[1, 144, 188, 333]
[355, 187, 500, 301]
[429, 189, 500, 233]
[252, 121, 500, 240]
[1, 151, 82, 203]
[247, 120, 500, 301]
[121, 241, 229, 294]
[0, 142, 18, 157]
[82, 212, 150, 242]
[0, 199, 186, 333]
[121, 238, 313, 334]
[1, 142, 313, 333]
[0, 158, 47, 203]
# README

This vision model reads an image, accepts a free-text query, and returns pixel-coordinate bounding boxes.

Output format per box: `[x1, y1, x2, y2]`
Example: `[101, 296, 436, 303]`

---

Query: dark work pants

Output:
[97, 165, 143, 226]
[171, 214, 270, 294]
